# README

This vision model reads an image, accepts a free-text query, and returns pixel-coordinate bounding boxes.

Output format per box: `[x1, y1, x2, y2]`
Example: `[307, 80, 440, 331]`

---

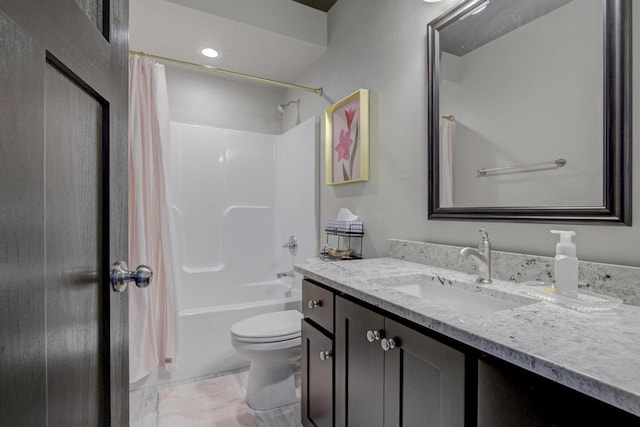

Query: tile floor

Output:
[130, 368, 302, 427]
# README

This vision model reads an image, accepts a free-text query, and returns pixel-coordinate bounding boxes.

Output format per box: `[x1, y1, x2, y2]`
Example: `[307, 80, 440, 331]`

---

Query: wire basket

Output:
[321, 221, 364, 261]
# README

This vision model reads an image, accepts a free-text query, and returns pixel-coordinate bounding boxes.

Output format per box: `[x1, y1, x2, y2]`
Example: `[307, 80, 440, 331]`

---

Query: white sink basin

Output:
[372, 274, 535, 316]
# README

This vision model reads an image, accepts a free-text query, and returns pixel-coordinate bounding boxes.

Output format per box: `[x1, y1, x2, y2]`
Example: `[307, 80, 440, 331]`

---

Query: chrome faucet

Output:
[460, 228, 492, 284]
[283, 235, 298, 255]
[276, 270, 295, 279]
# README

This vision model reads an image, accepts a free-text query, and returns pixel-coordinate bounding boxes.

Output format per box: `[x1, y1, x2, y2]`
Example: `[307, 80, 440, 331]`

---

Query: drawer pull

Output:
[308, 299, 322, 309]
[381, 337, 398, 352]
[319, 350, 332, 361]
[366, 330, 382, 342]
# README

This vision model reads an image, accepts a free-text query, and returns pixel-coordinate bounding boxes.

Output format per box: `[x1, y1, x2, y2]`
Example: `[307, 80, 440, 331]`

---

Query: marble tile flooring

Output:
[130, 368, 302, 427]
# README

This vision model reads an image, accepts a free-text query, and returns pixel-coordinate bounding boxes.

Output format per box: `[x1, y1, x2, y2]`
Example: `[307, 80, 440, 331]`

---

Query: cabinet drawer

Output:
[303, 280, 334, 333]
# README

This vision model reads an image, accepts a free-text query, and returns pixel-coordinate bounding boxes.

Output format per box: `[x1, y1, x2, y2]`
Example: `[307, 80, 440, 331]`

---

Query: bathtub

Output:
[168, 278, 301, 384]
[129, 120, 317, 391]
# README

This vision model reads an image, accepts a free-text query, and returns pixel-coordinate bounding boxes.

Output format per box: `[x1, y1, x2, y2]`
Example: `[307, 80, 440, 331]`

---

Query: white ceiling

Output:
[129, 0, 328, 84]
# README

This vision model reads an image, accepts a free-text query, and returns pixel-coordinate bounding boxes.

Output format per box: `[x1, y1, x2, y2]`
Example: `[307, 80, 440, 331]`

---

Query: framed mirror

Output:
[427, 0, 631, 224]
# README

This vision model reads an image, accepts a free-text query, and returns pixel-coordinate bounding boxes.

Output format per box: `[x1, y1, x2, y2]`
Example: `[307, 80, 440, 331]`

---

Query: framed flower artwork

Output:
[325, 89, 369, 185]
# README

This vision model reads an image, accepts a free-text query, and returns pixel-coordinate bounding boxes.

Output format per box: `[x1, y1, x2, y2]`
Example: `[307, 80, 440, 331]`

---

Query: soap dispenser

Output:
[550, 230, 579, 299]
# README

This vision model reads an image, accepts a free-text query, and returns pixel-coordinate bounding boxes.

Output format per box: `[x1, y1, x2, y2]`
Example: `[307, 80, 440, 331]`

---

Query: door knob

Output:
[110, 261, 153, 292]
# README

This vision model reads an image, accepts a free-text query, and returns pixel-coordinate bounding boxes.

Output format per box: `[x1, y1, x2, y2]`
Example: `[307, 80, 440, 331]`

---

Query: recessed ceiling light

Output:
[200, 48, 220, 58]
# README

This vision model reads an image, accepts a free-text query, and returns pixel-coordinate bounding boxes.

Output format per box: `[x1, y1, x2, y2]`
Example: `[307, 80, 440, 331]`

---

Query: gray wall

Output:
[283, 0, 640, 267]
[165, 64, 285, 134]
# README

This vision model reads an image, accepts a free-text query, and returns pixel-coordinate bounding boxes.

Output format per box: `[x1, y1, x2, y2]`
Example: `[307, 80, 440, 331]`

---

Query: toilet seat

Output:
[231, 310, 302, 343]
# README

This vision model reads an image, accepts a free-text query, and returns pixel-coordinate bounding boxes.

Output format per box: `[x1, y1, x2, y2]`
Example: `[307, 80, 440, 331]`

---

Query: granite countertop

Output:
[295, 257, 640, 417]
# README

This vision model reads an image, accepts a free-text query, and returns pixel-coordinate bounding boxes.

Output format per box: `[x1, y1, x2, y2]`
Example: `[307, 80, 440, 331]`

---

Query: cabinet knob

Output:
[381, 337, 398, 352]
[308, 299, 322, 309]
[319, 350, 332, 361]
[366, 330, 382, 342]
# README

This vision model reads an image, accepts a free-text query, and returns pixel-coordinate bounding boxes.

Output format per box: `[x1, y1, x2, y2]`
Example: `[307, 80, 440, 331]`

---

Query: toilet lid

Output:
[231, 310, 302, 342]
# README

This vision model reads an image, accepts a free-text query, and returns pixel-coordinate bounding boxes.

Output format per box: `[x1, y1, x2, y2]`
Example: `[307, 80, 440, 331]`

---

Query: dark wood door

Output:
[302, 319, 334, 427]
[0, 0, 128, 425]
[383, 318, 465, 427]
[335, 296, 385, 427]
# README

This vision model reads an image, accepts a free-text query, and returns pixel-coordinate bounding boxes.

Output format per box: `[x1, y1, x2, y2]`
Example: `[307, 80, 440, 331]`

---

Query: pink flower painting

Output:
[345, 108, 356, 131]
[335, 129, 352, 161]
[327, 89, 368, 185]
[332, 100, 360, 182]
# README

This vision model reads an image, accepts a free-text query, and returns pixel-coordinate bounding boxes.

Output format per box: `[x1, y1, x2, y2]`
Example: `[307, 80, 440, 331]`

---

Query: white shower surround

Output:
[132, 118, 318, 389]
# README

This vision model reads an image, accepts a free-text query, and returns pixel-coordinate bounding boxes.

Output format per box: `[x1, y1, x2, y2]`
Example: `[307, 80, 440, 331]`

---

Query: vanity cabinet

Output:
[302, 278, 467, 427]
[383, 317, 466, 426]
[302, 279, 334, 332]
[301, 319, 333, 427]
[334, 295, 385, 426]
[335, 296, 466, 427]
[300, 271, 640, 426]
[478, 357, 640, 426]
[301, 280, 335, 427]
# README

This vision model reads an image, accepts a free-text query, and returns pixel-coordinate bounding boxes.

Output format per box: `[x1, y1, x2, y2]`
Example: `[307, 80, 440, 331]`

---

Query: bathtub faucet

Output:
[276, 270, 295, 279]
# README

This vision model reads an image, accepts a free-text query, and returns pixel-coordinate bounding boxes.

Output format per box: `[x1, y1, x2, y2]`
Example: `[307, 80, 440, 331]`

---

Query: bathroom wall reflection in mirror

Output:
[427, 0, 631, 224]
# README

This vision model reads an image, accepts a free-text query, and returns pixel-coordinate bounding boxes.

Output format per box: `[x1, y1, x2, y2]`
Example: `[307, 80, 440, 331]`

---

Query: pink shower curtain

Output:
[128, 55, 177, 383]
[440, 118, 455, 207]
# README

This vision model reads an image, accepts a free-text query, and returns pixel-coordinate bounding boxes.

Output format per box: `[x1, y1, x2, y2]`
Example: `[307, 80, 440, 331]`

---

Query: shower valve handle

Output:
[283, 235, 298, 255]
[110, 261, 153, 292]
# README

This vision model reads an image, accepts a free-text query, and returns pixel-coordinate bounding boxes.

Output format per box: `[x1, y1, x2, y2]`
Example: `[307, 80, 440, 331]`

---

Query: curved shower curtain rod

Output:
[129, 50, 324, 96]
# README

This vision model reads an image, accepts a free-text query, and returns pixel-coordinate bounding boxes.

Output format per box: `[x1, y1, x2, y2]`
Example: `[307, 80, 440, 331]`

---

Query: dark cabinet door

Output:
[302, 320, 334, 427]
[478, 358, 640, 427]
[383, 318, 465, 427]
[335, 297, 385, 427]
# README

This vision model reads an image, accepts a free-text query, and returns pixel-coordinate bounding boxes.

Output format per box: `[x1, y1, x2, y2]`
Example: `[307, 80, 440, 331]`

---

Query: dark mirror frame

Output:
[427, 0, 632, 225]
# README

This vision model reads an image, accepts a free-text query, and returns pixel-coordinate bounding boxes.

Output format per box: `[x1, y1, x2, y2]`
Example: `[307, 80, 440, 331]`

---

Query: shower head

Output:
[277, 99, 300, 114]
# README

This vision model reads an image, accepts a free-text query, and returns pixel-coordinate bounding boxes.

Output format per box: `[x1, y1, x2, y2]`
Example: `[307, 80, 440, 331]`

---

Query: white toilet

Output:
[230, 309, 303, 410]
